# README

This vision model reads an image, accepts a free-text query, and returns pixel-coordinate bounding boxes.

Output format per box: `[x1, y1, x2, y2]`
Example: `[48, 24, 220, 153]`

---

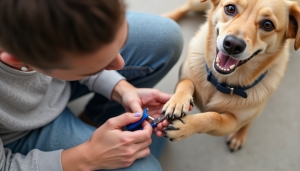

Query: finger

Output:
[153, 127, 158, 133]
[124, 121, 153, 143]
[153, 120, 169, 131]
[189, 105, 194, 111]
[128, 101, 143, 114]
[153, 127, 161, 136]
[140, 121, 153, 136]
[157, 131, 165, 137]
[161, 120, 170, 127]
[155, 123, 163, 130]
[133, 147, 151, 160]
[154, 130, 164, 137]
[154, 90, 172, 103]
[143, 89, 172, 104]
[134, 138, 152, 150]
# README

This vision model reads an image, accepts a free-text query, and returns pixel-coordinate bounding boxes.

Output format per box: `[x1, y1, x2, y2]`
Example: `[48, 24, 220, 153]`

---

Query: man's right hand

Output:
[61, 112, 153, 171]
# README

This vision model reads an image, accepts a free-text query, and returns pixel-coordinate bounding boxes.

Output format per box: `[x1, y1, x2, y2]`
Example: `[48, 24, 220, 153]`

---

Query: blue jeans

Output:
[5, 12, 183, 171]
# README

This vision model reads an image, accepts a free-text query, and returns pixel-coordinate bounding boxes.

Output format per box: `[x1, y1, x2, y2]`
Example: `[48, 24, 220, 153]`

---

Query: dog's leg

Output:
[163, 78, 240, 141]
[162, 4, 190, 22]
[226, 123, 251, 152]
[164, 111, 239, 141]
[162, 79, 194, 119]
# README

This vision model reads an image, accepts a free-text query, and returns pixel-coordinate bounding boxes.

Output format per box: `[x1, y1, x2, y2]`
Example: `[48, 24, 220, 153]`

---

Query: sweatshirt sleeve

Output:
[79, 70, 125, 100]
[0, 139, 63, 171]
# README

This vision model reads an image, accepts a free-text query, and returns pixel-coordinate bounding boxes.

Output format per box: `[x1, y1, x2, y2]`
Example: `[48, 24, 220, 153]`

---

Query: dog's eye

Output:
[260, 20, 274, 31]
[224, 5, 237, 16]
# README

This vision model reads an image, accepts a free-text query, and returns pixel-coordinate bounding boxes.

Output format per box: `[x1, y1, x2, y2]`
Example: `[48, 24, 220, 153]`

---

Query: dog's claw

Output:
[190, 100, 195, 107]
[165, 113, 170, 119]
[181, 111, 186, 117]
[178, 118, 185, 124]
[169, 138, 174, 142]
[162, 128, 169, 138]
[166, 125, 180, 130]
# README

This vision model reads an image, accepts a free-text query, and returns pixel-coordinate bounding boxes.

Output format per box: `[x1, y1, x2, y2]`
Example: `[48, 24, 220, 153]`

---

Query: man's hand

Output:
[111, 80, 172, 137]
[121, 88, 172, 136]
[62, 112, 153, 171]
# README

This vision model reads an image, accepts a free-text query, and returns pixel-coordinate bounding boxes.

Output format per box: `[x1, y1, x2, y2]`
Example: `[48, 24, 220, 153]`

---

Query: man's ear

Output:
[286, 1, 300, 50]
[0, 52, 23, 67]
[200, 0, 220, 7]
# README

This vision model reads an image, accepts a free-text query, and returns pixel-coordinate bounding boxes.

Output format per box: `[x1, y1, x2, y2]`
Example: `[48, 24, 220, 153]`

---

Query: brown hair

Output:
[0, 0, 125, 69]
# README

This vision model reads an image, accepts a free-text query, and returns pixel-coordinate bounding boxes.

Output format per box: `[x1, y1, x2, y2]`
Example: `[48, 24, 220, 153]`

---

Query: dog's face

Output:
[203, 0, 300, 75]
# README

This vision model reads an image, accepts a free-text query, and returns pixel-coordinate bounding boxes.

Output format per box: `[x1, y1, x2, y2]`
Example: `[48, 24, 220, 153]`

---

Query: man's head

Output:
[0, 0, 127, 80]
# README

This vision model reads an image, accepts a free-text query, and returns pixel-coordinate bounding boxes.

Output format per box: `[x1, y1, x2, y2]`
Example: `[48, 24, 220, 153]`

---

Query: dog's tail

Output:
[162, 4, 190, 22]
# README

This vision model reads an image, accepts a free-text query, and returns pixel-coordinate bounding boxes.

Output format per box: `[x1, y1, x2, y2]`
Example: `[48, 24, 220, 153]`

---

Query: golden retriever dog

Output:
[162, 0, 300, 151]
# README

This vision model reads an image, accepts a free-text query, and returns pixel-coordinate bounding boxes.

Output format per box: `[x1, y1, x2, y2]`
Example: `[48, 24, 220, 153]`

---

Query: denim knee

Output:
[152, 16, 183, 67]
[102, 154, 162, 171]
[128, 13, 183, 70]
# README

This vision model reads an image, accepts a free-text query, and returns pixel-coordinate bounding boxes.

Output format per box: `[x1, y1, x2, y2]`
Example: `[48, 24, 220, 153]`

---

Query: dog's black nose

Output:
[223, 35, 246, 55]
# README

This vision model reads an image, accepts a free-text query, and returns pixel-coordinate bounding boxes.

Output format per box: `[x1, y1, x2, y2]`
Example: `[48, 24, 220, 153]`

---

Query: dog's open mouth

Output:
[214, 49, 261, 75]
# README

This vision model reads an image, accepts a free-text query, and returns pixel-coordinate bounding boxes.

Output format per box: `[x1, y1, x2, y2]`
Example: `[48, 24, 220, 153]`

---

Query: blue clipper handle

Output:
[126, 109, 149, 131]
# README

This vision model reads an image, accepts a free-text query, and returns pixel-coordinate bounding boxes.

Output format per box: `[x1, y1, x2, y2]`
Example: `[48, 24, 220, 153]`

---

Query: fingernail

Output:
[134, 112, 141, 117]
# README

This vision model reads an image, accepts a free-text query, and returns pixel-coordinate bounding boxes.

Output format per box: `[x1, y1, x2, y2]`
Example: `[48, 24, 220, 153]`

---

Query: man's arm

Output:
[0, 139, 63, 171]
[110, 79, 137, 104]
[79, 70, 126, 100]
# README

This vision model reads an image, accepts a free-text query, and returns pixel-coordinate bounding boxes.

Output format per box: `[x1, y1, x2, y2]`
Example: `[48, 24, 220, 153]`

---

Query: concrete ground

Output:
[69, 0, 300, 170]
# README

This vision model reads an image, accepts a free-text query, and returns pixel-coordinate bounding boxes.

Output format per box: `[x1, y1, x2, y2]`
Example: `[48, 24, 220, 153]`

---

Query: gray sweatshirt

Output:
[0, 61, 125, 171]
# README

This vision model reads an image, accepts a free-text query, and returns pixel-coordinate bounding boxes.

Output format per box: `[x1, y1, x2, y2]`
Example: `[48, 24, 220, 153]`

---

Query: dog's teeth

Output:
[229, 65, 235, 70]
[216, 57, 220, 63]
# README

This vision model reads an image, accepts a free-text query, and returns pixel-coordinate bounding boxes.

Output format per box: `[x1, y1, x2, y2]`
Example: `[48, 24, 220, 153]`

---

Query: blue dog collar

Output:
[206, 65, 267, 98]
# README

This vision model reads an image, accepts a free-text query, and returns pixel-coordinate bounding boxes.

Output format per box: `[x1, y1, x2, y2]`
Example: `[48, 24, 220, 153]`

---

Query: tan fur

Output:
[164, 0, 300, 22]
[162, 0, 211, 21]
[163, 0, 300, 151]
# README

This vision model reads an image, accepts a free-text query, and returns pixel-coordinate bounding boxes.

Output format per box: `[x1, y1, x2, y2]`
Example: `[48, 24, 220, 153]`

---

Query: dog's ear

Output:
[200, 0, 219, 7]
[286, 1, 300, 50]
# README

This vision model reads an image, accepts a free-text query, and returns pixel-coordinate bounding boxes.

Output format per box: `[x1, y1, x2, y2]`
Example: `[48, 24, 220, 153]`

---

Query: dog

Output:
[162, 0, 300, 151]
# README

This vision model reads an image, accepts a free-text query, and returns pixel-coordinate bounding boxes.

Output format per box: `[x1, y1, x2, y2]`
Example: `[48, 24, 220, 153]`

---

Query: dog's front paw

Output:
[226, 131, 247, 152]
[163, 115, 195, 141]
[162, 92, 194, 119]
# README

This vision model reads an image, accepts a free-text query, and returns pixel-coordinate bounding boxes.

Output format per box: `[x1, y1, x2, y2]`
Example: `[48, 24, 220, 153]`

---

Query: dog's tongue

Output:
[217, 52, 240, 69]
